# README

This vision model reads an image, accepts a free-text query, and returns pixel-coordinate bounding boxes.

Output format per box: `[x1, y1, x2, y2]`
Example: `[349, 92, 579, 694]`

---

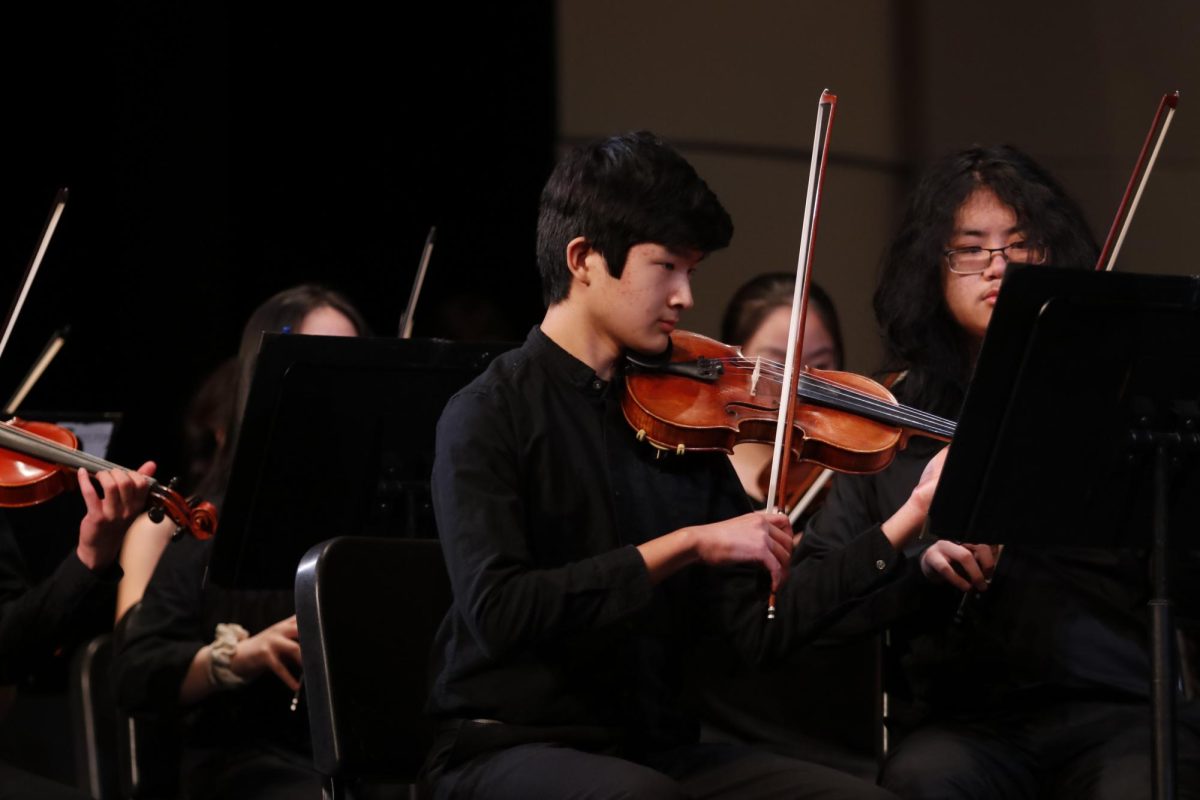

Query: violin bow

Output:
[0, 189, 67, 367]
[1095, 91, 1179, 272]
[398, 225, 437, 338]
[4, 326, 69, 415]
[766, 89, 837, 619]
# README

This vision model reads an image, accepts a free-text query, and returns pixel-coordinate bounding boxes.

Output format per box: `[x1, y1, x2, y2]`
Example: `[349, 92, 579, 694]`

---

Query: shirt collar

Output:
[528, 326, 611, 395]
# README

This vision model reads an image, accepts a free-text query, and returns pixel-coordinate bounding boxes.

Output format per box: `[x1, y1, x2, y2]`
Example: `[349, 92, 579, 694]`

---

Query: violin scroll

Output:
[147, 477, 218, 541]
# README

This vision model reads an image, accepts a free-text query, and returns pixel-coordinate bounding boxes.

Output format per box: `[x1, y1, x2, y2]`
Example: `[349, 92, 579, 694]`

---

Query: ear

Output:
[565, 237, 605, 287]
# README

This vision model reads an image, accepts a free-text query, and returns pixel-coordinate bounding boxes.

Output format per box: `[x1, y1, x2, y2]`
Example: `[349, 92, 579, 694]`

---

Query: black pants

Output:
[432, 740, 895, 800]
[880, 699, 1200, 800]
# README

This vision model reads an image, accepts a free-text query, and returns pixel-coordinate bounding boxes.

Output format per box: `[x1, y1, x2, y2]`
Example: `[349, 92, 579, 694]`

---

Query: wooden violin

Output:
[623, 330, 953, 475]
[0, 418, 217, 539]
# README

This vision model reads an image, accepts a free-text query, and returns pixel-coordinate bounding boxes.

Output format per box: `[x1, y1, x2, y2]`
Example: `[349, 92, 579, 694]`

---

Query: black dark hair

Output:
[720, 273, 844, 369]
[873, 144, 1098, 417]
[193, 284, 369, 503]
[536, 131, 734, 305]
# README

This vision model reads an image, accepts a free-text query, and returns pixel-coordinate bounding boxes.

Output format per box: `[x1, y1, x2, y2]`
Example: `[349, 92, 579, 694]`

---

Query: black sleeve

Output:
[0, 514, 119, 684]
[111, 535, 209, 713]
[794, 466, 953, 639]
[431, 389, 655, 661]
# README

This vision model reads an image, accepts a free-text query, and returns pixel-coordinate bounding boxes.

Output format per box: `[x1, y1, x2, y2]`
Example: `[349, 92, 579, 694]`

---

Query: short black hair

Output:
[536, 131, 733, 305]
[874, 144, 1097, 416]
[721, 273, 844, 369]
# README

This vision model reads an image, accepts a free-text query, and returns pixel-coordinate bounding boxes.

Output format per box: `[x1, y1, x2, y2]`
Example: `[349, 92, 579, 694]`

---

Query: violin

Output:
[0, 418, 217, 540]
[752, 370, 909, 521]
[623, 330, 953, 481]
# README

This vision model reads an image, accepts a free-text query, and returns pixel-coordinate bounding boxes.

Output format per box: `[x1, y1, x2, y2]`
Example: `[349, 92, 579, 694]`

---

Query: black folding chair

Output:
[295, 537, 451, 800]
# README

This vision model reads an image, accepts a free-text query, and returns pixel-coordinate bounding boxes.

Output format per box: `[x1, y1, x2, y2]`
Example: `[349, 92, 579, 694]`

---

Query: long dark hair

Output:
[873, 145, 1097, 417]
[193, 284, 368, 503]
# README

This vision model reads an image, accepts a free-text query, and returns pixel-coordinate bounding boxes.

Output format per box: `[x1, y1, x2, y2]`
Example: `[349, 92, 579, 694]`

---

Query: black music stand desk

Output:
[207, 333, 514, 592]
[929, 265, 1200, 800]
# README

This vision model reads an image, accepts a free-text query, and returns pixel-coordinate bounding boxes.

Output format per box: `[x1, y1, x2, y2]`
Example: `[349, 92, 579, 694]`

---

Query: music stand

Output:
[929, 265, 1200, 800]
[207, 333, 515, 592]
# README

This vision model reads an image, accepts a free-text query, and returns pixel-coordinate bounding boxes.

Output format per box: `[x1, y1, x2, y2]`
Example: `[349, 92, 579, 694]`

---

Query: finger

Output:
[267, 655, 301, 692]
[137, 460, 157, 478]
[76, 468, 101, 512]
[767, 538, 790, 573]
[279, 616, 299, 639]
[763, 512, 791, 531]
[766, 556, 784, 593]
[94, 470, 118, 516]
[948, 547, 987, 590]
[925, 551, 972, 592]
[766, 524, 792, 553]
[936, 559, 973, 592]
[968, 543, 997, 575]
[278, 639, 303, 668]
[107, 469, 135, 513]
[791, 532, 803, 552]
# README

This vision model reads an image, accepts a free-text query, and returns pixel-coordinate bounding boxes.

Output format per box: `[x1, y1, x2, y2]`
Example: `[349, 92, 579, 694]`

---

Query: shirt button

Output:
[592, 379, 603, 391]
[875, 559, 886, 570]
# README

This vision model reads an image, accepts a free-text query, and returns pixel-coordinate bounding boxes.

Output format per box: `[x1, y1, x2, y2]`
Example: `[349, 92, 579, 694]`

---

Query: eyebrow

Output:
[953, 225, 1024, 237]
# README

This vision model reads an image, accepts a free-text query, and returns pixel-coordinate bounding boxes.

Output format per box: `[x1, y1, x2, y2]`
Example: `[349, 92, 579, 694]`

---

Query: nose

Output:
[670, 274, 694, 310]
[982, 251, 1008, 279]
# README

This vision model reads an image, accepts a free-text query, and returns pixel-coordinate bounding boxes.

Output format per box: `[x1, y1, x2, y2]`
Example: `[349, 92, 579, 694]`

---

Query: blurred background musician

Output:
[0, 460, 153, 798]
[111, 284, 366, 800]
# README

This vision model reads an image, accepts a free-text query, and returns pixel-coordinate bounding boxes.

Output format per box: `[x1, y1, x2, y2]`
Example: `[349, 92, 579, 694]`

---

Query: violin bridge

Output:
[750, 357, 762, 397]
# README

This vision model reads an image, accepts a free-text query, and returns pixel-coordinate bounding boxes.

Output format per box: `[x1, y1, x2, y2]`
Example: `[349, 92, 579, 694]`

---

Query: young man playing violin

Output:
[0, 463, 154, 799]
[422, 131, 935, 799]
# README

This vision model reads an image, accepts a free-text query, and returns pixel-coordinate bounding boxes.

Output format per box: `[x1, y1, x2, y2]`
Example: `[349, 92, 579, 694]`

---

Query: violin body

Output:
[622, 330, 914, 476]
[0, 419, 79, 506]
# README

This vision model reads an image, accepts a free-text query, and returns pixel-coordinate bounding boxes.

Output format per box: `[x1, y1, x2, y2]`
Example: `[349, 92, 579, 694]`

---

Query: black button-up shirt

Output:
[428, 327, 903, 757]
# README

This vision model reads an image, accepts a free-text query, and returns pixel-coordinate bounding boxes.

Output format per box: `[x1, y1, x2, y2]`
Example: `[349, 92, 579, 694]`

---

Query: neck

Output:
[540, 301, 621, 380]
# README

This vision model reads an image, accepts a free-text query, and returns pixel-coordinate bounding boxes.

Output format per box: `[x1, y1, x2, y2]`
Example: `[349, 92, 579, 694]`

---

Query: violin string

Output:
[719, 356, 955, 433]
[709, 356, 955, 436]
[0, 423, 117, 472]
[0, 422, 153, 480]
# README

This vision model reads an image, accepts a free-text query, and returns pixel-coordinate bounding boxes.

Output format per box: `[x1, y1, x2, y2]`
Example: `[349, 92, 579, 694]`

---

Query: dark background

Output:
[1, 3, 555, 479]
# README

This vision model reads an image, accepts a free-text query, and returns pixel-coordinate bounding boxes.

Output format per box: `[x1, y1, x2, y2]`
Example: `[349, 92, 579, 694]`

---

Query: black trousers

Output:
[432, 740, 895, 800]
[880, 699, 1200, 800]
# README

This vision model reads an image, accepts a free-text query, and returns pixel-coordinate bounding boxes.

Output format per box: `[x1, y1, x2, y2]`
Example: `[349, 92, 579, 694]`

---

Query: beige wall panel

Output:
[679, 151, 898, 373]
[915, 0, 1199, 275]
[558, 0, 904, 159]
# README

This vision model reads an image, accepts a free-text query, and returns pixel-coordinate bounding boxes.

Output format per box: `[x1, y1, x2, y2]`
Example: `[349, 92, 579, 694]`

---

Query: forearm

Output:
[881, 497, 928, 550]
[636, 527, 700, 584]
[178, 645, 218, 705]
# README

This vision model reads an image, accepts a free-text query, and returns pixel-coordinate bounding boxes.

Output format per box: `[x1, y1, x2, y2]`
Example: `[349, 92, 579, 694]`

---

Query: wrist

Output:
[208, 623, 250, 689]
[881, 500, 927, 549]
[76, 543, 113, 573]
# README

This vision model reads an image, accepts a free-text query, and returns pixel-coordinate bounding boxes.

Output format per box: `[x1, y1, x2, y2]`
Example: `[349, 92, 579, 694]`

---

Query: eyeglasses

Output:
[943, 241, 1047, 275]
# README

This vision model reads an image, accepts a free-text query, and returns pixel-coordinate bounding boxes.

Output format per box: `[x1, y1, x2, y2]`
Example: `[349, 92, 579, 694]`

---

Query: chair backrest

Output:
[110, 601, 183, 799]
[295, 536, 451, 787]
[70, 633, 119, 800]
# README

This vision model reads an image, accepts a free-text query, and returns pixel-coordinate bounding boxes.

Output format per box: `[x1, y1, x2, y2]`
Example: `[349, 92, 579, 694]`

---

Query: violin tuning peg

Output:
[147, 504, 165, 524]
